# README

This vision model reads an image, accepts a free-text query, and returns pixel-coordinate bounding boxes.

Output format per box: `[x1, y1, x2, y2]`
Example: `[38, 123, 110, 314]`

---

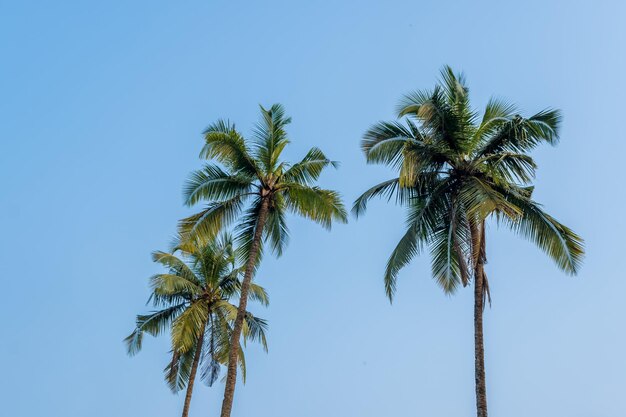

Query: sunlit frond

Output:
[201, 120, 259, 176]
[253, 104, 291, 173]
[282, 147, 338, 185]
[184, 164, 253, 206]
[282, 183, 348, 230]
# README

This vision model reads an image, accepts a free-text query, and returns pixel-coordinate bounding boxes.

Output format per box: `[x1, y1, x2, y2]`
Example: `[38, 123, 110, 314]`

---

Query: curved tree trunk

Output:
[473, 221, 488, 417]
[220, 197, 270, 417]
[182, 331, 204, 417]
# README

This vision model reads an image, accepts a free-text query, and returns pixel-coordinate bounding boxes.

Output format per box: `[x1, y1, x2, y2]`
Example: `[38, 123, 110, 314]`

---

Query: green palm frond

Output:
[502, 195, 584, 274]
[179, 195, 246, 242]
[151, 251, 202, 285]
[150, 273, 203, 297]
[171, 299, 210, 353]
[428, 201, 471, 293]
[265, 197, 290, 256]
[246, 282, 270, 306]
[471, 97, 517, 145]
[383, 179, 453, 300]
[164, 347, 196, 393]
[201, 120, 259, 176]
[253, 104, 291, 173]
[234, 197, 266, 267]
[477, 109, 561, 156]
[282, 183, 348, 229]
[183, 164, 253, 206]
[125, 304, 187, 355]
[242, 312, 268, 352]
[353, 178, 409, 217]
[282, 147, 339, 185]
[477, 152, 537, 184]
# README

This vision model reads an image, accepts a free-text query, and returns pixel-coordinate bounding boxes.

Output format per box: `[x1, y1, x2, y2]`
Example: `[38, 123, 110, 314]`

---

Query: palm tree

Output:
[180, 103, 347, 417]
[125, 234, 269, 417]
[353, 66, 584, 417]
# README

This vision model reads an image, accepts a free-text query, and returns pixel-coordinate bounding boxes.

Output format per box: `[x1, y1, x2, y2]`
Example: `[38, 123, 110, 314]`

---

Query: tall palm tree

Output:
[180, 103, 348, 417]
[125, 234, 269, 417]
[354, 66, 584, 417]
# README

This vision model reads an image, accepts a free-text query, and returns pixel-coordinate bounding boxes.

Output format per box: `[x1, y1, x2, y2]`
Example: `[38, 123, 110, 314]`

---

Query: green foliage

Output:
[181, 103, 347, 266]
[355, 65, 584, 301]
[125, 234, 269, 391]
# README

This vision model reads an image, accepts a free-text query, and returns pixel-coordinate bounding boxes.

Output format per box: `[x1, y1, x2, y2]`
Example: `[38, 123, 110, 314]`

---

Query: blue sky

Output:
[1, 1, 625, 416]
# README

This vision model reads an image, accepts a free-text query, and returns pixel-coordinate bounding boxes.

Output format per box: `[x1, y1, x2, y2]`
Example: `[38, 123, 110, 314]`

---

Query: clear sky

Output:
[1, 1, 625, 416]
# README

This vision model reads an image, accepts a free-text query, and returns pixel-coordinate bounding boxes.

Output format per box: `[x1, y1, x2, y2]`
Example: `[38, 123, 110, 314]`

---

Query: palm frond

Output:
[282, 147, 339, 185]
[183, 164, 253, 206]
[282, 183, 348, 230]
[164, 347, 196, 393]
[253, 104, 291, 173]
[201, 120, 259, 176]
[265, 194, 290, 256]
[503, 197, 584, 274]
[171, 300, 209, 353]
[125, 304, 186, 355]
[179, 195, 247, 242]
[151, 251, 201, 285]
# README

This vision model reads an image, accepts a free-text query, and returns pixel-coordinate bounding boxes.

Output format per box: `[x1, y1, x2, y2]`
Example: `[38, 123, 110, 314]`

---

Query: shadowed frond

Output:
[164, 347, 196, 393]
[125, 304, 187, 355]
[502, 196, 584, 274]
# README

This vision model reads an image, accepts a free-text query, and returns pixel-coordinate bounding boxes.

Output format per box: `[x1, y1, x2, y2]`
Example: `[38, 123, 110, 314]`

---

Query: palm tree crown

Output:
[125, 233, 268, 391]
[354, 66, 584, 300]
[180, 103, 347, 257]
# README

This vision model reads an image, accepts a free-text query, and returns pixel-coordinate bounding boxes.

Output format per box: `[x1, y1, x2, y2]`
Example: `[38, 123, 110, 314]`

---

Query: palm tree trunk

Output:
[473, 221, 488, 417]
[182, 332, 204, 417]
[220, 197, 270, 417]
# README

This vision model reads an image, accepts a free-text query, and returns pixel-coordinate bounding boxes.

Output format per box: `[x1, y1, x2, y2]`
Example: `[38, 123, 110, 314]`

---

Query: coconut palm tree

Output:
[180, 103, 347, 417]
[125, 234, 269, 417]
[353, 66, 584, 417]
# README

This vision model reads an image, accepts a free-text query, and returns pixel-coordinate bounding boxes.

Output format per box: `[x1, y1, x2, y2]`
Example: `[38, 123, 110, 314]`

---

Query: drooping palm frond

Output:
[383, 178, 454, 299]
[164, 347, 196, 393]
[501, 193, 584, 274]
[352, 178, 415, 217]
[282, 183, 348, 230]
[125, 304, 187, 355]
[264, 196, 289, 256]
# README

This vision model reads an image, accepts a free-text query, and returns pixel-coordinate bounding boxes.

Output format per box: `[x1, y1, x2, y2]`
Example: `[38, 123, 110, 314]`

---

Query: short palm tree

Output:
[354, 66, 584, 417]
[125, 234, 269, 417]
[180, 103, 347, 417]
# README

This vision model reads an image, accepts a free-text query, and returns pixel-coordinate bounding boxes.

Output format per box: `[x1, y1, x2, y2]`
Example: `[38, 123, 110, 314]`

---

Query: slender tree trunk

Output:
[473, 221, 488, 417]
[182, 331, 204, 417]
[219, 197, 270, 417]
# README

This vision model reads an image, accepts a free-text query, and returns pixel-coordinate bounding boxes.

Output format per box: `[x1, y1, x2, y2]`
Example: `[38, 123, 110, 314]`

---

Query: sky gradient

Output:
[1, 1, 625, 416]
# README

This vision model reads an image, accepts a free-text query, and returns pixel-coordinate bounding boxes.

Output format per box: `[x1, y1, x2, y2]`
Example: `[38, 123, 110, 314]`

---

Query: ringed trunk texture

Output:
[181, 331, 204, 417]
[219, 197, 270, 417]
[473, 221, 488, 417]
